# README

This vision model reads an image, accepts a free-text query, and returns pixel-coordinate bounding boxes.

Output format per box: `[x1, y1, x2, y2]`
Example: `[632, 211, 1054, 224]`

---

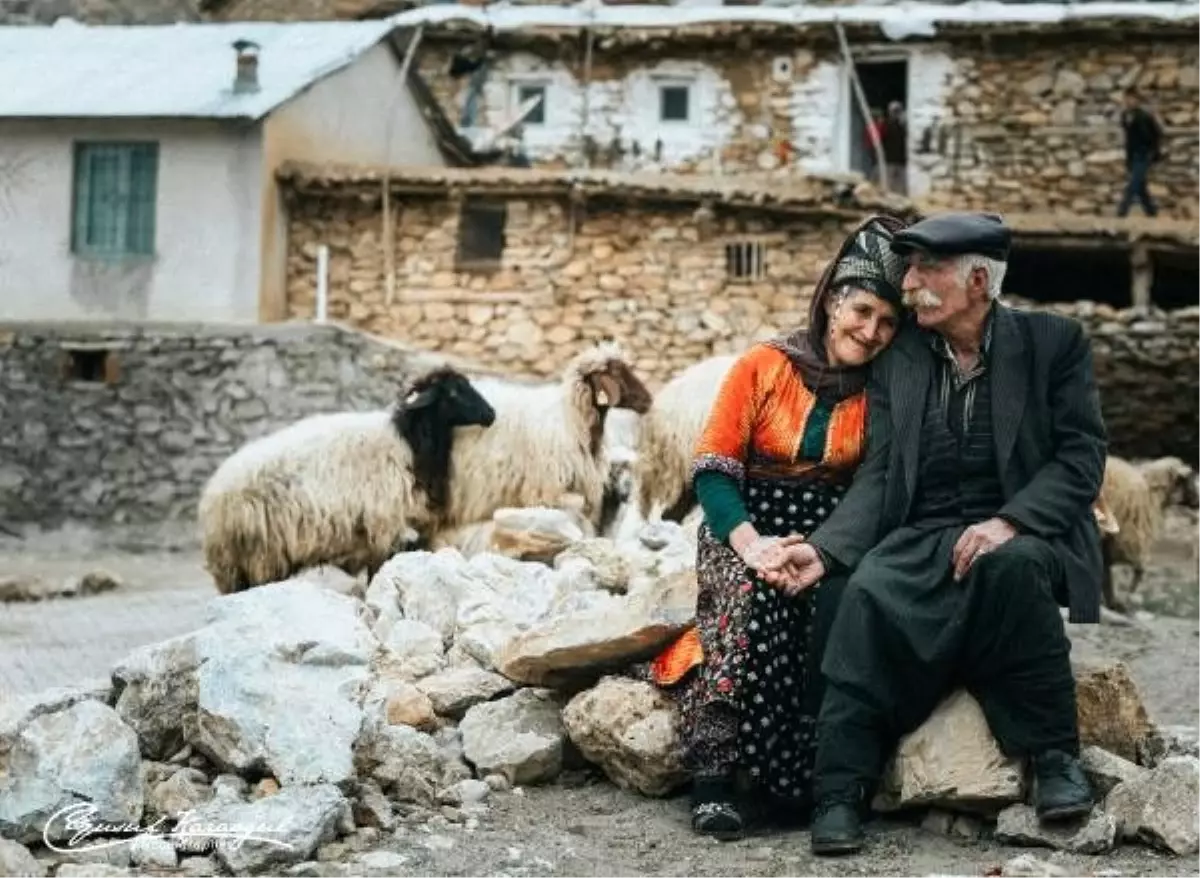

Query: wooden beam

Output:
[1130, 242, 1153, 307]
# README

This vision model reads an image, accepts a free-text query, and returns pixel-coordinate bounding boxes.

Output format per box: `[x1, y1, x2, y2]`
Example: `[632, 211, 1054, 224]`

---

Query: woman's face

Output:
[824, 287, 899, 367]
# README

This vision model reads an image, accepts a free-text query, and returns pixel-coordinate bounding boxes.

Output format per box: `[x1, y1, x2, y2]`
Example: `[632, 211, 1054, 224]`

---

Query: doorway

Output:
[847, 59, 908, 187]
[1150, 250, 1199, 311]
[1002, 245, 1132, 307]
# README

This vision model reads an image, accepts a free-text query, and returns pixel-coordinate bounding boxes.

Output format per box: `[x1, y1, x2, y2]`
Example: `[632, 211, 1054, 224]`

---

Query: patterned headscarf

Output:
[766, 215, 909, 402]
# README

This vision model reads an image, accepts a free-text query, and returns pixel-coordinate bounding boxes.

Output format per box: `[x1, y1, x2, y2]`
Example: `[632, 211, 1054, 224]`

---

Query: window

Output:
[71, 142, 158, 258]
[726, 240, 767, 282]
[60, 347, 119, 385]
[455, 198, 507, 268]
[659, 84, 691, 122]
[515, 84, 547, 125]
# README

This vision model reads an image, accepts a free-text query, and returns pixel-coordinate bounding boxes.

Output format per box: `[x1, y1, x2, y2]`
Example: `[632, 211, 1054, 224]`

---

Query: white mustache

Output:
[903, 288, 943, 309]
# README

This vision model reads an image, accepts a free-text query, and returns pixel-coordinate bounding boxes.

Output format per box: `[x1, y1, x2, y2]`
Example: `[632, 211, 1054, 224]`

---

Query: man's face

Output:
[1123, 93, 1138, 111]
[901, 253, 976, 331]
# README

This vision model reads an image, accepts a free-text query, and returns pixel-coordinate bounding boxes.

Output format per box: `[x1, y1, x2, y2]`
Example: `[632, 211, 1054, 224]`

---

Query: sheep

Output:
[634, 354, 737, 521]
[433, 343, 654, 548]
[198, 367, 496, 594]
[1098, 454, 1198, 611]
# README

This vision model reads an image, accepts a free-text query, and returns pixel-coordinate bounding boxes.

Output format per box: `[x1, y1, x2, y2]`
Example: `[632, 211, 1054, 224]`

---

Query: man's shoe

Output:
[1033, 749, 1094, 821]
[810, 789, 865, 856]
[690, 775, 744, 841]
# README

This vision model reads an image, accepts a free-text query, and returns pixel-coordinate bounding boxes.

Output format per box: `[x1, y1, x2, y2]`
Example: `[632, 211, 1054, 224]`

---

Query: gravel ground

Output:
[1, 517, 1196, 877]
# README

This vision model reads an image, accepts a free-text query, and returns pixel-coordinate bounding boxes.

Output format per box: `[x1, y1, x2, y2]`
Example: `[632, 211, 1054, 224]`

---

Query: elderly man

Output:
[763, 212, 1107, 855]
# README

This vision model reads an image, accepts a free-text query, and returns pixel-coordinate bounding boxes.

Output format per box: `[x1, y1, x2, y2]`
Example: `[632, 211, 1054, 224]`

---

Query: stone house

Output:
[280, 161, 914, 384]
[0, 19, 471, 323]
[400, 2, 1199, 219]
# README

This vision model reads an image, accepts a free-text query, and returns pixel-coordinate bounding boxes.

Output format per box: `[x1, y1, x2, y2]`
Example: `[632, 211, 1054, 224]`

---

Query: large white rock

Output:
[0, 839, 46, 877]
[180, 784, 347, 875]
[113, 581, 377, 788]
[0, 700, 143, 845]
[414, 667, 515, 718]
[994, 804, 1117, 854]
[366, 550, 470, 646]
[459, 689, 566, 785]
[554, 539, 633, 594]
[875, 689, 1024, 813]
[373, 618, 446, 681]
[562, 676, 688, 797]
[1105, 755, 1200, 855]
[498, 569, 697, 687]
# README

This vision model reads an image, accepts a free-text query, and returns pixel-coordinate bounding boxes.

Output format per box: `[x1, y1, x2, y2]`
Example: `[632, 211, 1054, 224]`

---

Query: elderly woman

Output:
[650, 216, 908, 839]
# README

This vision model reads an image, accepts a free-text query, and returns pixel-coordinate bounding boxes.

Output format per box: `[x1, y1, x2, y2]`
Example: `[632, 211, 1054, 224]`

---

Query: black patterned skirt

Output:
[672, 476, 849, 809]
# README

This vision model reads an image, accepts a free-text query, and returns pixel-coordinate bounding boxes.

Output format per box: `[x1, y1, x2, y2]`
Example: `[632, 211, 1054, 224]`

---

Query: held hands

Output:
[951, 517, 1018, 581]
[758, 538, 825, 597]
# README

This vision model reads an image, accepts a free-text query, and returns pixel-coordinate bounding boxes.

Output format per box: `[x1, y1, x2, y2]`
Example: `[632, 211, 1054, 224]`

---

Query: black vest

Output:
[906, 368, 1006, 527]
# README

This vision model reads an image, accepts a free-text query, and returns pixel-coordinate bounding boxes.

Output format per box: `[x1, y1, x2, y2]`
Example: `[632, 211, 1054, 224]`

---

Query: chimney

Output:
[232, 39, 260, 93]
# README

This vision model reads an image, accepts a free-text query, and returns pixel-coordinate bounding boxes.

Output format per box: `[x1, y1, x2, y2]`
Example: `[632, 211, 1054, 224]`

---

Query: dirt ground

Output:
[1, 513, 1197, 877]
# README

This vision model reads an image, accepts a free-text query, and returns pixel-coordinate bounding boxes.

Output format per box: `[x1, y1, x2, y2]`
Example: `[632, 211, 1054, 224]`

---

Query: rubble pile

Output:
[0, 510, 1195, 876]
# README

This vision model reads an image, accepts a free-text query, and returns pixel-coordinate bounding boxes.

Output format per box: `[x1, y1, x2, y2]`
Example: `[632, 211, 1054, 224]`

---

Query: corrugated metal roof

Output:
[0, 18, 397, 120]
[385, 0, 1197, 35]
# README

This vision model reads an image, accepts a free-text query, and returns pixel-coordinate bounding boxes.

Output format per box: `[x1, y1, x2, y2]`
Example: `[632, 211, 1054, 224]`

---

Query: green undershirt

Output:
[695, 397, 836, 542]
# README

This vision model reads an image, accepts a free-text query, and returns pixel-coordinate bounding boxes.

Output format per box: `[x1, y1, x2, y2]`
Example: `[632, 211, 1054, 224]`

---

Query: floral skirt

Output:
[671, 476, 848, 807]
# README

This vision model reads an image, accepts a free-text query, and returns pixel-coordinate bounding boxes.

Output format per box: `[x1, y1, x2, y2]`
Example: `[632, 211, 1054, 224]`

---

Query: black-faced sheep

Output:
[432, 343, 653, 547]
[199, 367, 496, 594]
[634, 354, 736, 521]
[1099, 454, 1199, 611]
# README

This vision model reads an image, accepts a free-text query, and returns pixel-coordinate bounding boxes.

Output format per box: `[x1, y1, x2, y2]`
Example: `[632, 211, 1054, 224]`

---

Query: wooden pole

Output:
[385, 25, 425, 305]
[835, 20, 889, 192]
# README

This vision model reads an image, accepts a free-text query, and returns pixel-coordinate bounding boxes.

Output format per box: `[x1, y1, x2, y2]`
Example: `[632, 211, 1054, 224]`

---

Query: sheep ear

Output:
[591, 373, 621, 408]
[404, 388, 435, 409]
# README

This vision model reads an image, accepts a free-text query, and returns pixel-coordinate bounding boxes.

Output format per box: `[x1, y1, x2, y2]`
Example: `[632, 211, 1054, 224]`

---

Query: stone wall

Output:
[0, 322, 432, 528]
[1007, 301, 1199, 466]
[922, 37, 1200, 219]
[0, 0, 200, 24]
[284, 192, 855, 384]
[418, 34, 1199, 218]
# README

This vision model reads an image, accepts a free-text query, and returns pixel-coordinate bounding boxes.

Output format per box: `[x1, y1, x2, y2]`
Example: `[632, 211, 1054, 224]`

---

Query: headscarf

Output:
[766, 215, 909, 402]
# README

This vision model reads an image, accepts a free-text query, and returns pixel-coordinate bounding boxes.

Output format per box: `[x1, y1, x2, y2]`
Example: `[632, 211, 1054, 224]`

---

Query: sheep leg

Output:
[1100, 539, 1126, 613]
[1128, 565, 1145, 595]
[661, 489, 698, 523]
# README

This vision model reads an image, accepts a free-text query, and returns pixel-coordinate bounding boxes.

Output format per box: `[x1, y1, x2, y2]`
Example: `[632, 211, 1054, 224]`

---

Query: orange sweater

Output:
[693, 343, 868, 484]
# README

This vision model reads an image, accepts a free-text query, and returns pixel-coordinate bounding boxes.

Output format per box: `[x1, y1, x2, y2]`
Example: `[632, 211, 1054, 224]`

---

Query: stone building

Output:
[279, 161, 916, 384]
[402, 2, 1199, 219]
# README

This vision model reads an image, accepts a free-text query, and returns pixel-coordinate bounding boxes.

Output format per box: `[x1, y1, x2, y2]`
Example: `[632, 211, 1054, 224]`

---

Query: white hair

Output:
[955, 254, 1007, 300]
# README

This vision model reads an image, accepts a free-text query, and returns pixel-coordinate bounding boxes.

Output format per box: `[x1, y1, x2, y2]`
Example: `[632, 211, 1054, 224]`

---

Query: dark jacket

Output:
[809, 304, 1108, 624]
[1122, 106, 1163, 165]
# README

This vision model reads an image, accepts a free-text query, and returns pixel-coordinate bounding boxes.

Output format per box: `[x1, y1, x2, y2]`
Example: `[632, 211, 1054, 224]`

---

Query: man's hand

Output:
[952, 517, 1018, 581]
[759, 541, 825, 597]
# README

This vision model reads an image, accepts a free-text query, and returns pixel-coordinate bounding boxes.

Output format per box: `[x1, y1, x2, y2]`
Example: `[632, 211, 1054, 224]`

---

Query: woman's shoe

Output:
[691, 776, 745, 841]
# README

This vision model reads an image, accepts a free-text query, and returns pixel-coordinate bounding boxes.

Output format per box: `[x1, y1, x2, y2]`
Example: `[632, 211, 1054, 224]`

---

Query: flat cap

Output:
[889, 212, 1011, 261]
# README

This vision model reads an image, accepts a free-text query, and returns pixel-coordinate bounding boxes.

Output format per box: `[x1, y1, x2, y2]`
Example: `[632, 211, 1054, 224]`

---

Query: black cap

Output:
[889, 212, 1011, 262]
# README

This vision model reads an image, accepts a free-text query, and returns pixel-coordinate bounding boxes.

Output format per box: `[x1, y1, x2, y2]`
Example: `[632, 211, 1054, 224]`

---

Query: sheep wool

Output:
[199, 410, 429, 593]
[441, 343, 646, 535]
[635, 354, 737, 520]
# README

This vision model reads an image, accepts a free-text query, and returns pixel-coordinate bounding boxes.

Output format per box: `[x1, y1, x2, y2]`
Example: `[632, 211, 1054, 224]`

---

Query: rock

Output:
[1074, 661, 1154, 762]
[375, 619, 446, 681]
[920, 809, 955, 835]
[1105, 756, 1199, 855]
[384, 681, 436, 729]
[113, 581, 376, 787]
[415, 667, 515, 718]
[253, 777, 281, 799]
[350, 780, 395, 831]
[0, 680, 113, 762]
[354, 851, 411, 875]
[447, 778, 491, 805]
[497, 569, 697, 687]
[212, 774, 249, 802]
[1138, 725, 1199, 768]
[0, 700, 143, 845]
[994, 804, 1117, 853]
[1080, 745, 1146, 797]
[484, 773, 511, 792]
[1001, 853, 1067, 877]
[366, 550, 468, 646]
[356, 724, 460, 805]
[71, 569, 124, 596]
[489, 507, 586, 562]
[875, 689, 1024, 813]
[181, 783, 347, 874]
[55, 867, 132, 878]
[286, 862, 347, 877]
[129, 835, 178, 869]
[562, 677, 687, 797]
[177, 855, 220, 876]
[147, 772, 214, 820]
[460, 689, 566, 785]
[554, 539, 632, 594]
[0, 839, 45, 878]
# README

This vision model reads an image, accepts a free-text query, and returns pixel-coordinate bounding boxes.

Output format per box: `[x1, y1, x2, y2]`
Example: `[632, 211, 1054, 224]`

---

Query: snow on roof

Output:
[386, 0, 1198, 36]
[0, 18, 397, 120]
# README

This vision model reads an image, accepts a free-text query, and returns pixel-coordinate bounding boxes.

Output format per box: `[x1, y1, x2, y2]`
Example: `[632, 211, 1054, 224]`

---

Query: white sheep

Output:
[634, 354, 737, 521]
[1098, 454, 1198, 610]
[199, 367, 496, 594]
[432, 343, 653, 549]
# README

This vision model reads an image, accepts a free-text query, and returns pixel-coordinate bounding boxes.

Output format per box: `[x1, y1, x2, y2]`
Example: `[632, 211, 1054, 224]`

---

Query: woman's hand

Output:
[759, 537, 824, 597]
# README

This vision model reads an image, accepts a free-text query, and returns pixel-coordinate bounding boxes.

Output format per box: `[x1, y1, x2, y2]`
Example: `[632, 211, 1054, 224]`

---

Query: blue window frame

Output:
[72, 142, 158, 258]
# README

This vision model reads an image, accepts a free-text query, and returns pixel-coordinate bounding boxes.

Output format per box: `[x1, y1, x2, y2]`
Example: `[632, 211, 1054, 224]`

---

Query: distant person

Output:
[882, 101, 908, 195]
[1117, 87, 1163, 217]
